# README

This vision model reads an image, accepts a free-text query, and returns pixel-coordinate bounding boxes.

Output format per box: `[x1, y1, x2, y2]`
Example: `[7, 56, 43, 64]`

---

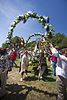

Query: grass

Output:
[1, 58, 58, 100]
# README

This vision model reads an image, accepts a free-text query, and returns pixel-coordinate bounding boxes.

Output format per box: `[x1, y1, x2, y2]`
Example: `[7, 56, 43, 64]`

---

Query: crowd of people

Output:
[0, 44, 67, 100]
[0, 48, 17, 72]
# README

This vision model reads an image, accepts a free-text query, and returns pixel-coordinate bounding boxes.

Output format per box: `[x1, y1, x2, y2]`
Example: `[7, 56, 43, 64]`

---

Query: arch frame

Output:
[7, 11, 54, 43]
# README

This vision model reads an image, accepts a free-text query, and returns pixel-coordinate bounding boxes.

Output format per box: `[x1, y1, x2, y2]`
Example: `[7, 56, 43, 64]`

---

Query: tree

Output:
[2, 42, 8, 49]
[61, 36, 67, 48]
[2, 36, 23, 49]
[51, 33, 65, 48]
[11, 36, 23, 49]
[27, 41, 36, 50]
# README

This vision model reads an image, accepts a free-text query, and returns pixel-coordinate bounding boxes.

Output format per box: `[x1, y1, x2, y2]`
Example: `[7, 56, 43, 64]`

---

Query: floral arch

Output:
[26, 32, 46, 44]
[7, 11, 54, 43]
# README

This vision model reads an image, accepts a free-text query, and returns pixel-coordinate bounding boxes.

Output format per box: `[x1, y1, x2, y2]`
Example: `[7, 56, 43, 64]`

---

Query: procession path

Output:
[1, 67, 57, 100]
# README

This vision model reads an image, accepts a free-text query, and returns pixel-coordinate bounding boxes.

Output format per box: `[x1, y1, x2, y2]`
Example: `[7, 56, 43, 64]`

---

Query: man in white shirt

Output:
[56, 49, 67, 100]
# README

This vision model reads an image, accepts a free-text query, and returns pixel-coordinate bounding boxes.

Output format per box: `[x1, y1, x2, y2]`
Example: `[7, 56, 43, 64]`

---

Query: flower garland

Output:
[26, 32, 46, 44]
[7, 11, 54, 43]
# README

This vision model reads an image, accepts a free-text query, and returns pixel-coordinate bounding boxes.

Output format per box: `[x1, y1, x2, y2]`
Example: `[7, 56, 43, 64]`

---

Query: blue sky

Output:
[0, 0, 67, 47]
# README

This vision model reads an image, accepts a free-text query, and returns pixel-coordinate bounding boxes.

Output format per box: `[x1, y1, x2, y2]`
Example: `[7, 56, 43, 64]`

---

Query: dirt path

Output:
[1, 67, 57, 100]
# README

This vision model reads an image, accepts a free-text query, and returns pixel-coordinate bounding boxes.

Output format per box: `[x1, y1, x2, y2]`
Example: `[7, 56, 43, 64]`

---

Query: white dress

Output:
[20, 54, 29, 73]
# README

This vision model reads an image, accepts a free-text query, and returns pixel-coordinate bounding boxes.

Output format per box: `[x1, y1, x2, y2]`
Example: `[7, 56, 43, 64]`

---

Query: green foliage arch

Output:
[26, 33, 46, 44]
[7, 11, 54, 44]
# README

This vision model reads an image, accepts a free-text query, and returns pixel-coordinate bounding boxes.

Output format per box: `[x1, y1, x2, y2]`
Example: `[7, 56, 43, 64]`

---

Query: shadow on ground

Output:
[0, 83, 58, 100]
[24, 76, 38, 81]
